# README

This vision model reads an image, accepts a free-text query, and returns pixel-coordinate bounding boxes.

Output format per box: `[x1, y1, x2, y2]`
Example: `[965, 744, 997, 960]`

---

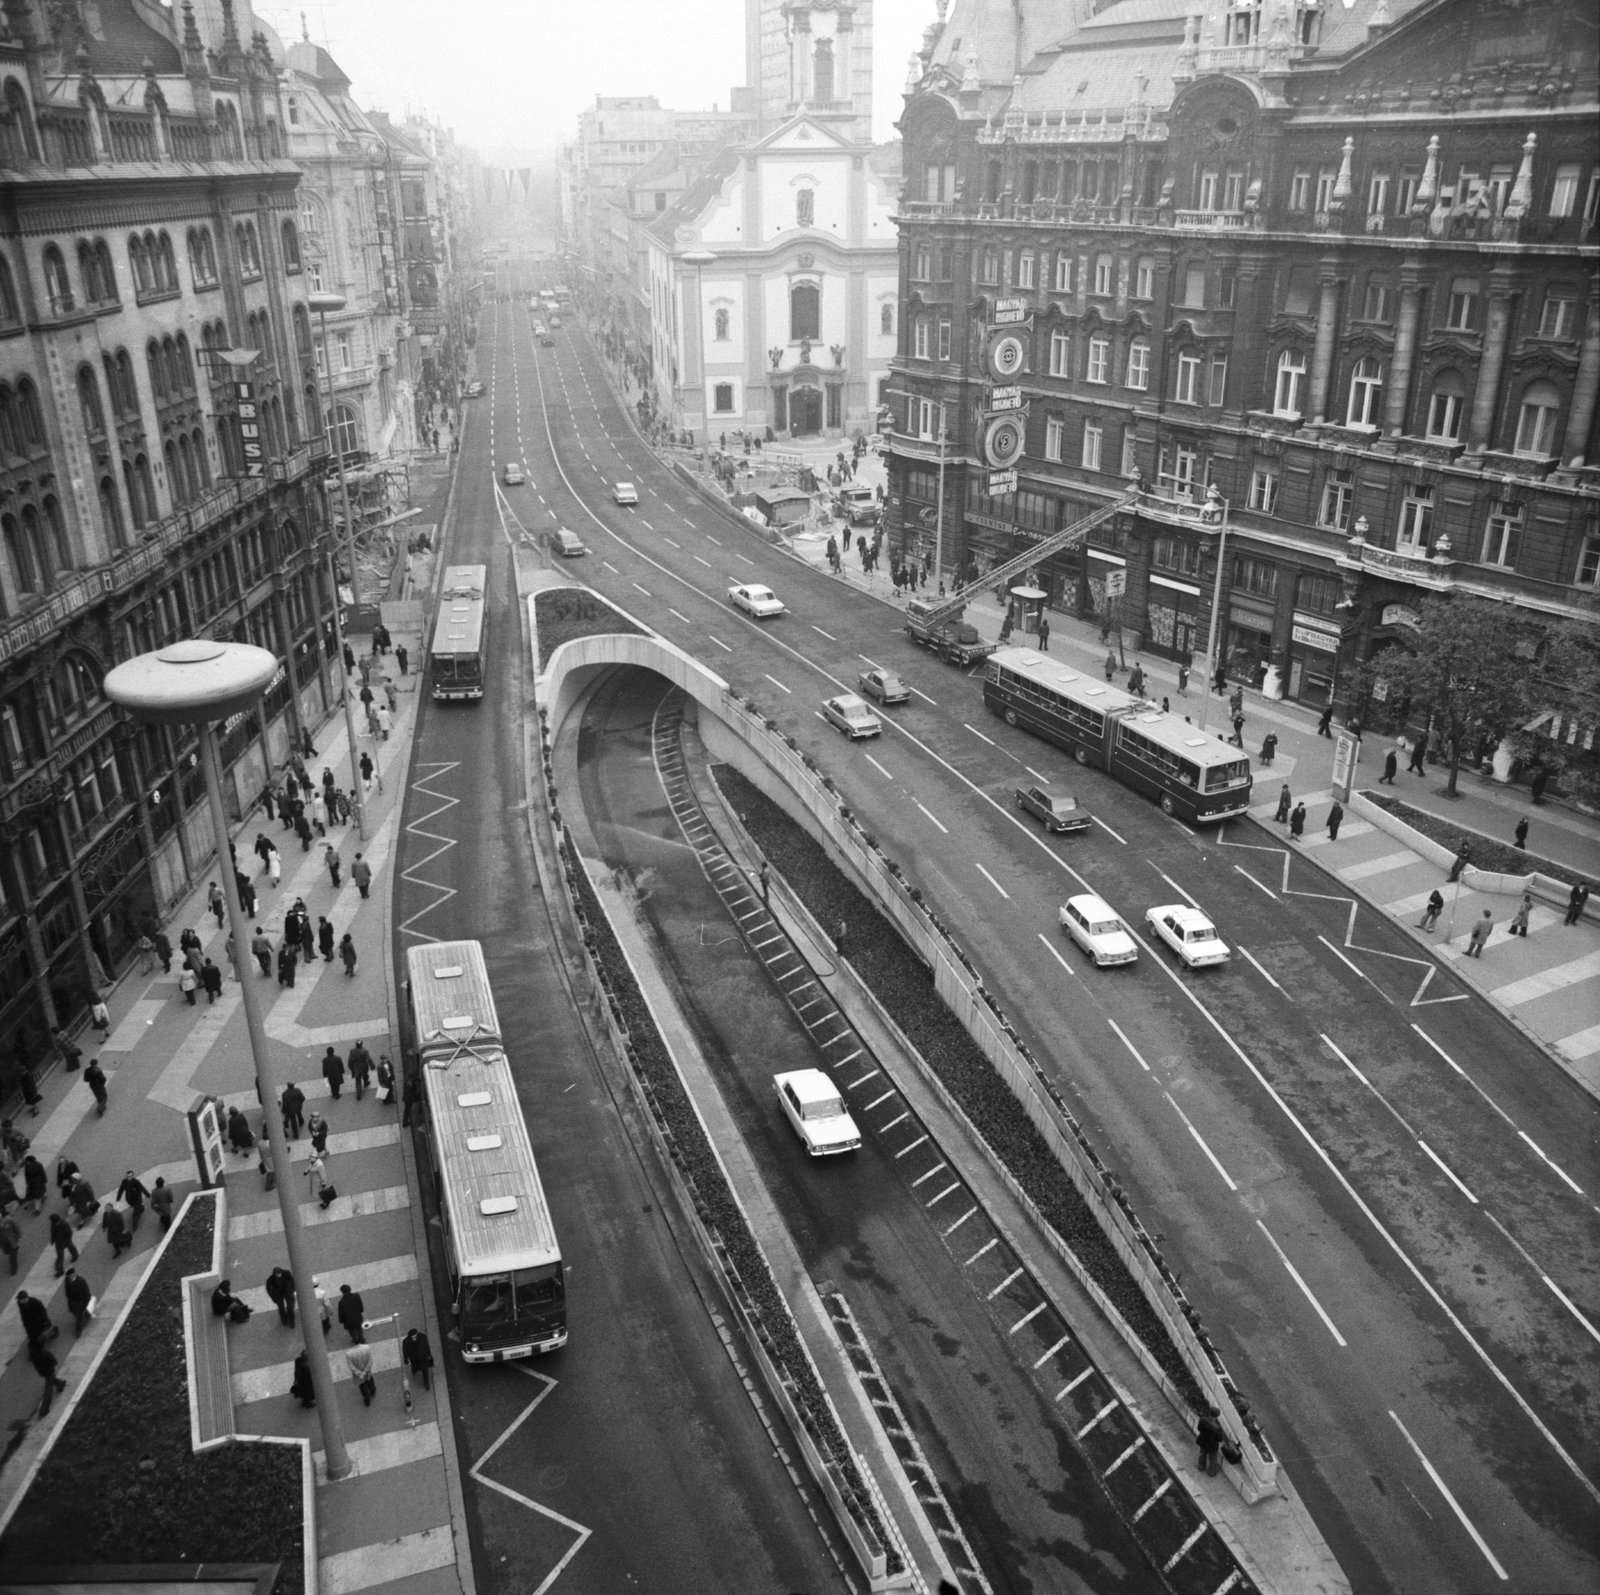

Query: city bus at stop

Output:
[430, 564, 488, 701]
[983, 647, 1252, 823]
[406, 939, 567, 1361]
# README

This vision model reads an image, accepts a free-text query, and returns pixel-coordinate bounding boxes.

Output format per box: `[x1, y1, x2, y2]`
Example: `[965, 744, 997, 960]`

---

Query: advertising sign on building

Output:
[988, 469, 1018, 495]
[993, 296, 1029, 326]
[1382, 603, 1422, 630]
[989, 386, 1024, 411]
[1104, 569, 1127, 599]
[1291, 624, 1339, 652]
[235, 380, 264, 479]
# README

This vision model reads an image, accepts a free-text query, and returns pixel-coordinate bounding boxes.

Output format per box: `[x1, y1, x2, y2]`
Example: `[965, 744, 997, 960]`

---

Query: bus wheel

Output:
[1004, 708, 1018, 727]
[1161, 794, 1176, 816]
[1074, 747, 1089, 766]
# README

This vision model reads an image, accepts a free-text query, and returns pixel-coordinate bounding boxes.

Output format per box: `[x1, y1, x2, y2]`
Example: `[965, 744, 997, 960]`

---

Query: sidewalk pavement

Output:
[0, 508, 469, 1595]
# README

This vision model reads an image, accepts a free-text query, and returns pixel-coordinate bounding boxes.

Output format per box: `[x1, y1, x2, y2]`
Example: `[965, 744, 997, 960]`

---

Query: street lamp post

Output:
[1198, 489, 1230, 734]
[104, 641, 351, 1478]
[681, 250, 715, 460]
[308, 290, 368, 841]
[933, 405, 950, 596]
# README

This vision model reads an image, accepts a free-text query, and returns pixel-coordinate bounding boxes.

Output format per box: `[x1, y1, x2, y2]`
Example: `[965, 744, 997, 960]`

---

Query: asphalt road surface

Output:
[492, 295, 1600, 1595]
[390, 290, 849, 1595]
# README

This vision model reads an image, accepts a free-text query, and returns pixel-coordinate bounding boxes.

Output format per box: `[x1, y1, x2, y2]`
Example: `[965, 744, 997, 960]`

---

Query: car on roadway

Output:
[540, 334, 555, 347]
[1015, 783, 1091, 834]
[549, 314, 562, 328]
[857, 667, 908, 706]
[1144, 904, 1231, 968]
[463, 380, 485, 398]
[503, 462, 525, 486]
[728, 582, 785, 619]
[1059, 893, 1138, 966]
[612, 482, 639, 506]
[774, 1069, 861, 1156]
[551, 527, 586, 558]
[821, 693, 882, 740]
[531, 320, 545, 335]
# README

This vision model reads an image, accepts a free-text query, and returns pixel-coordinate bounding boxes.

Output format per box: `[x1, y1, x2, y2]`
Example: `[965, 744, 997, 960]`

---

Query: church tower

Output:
[746, 0, 873, 140]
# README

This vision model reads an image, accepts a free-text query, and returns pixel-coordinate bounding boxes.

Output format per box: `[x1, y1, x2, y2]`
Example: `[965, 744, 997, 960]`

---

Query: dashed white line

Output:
[735, 552, 754, 565]
[1092, 816, 1127, 844]
[1107, 1019, 1152, 1072]
[631, 582, 651, 597]
[1152, 867, 1202, 910]
[915, 802, 948, 834]
[1164, 1092, 1237, 1191]
[964, 723, 995, 746]
[1418, 1140, 1478, 1205]
[669, 609, 691, 624]
[812, 625, 837, 641]
[764, 674, 791, 694]
[1388, 1411, 1507, 1581]
[1257, 1220, 1346, 1346]
[602, 560, 618, 573]
[663, 536, 679, 548]
[909, 685, 939, 706]
[865, 754, 893, 779]
[641, 519, 654, 529]
[705, 534, 722, 545]
[975, 862, 1011, 899]
[694, 555, 711, 567]
[708, 635, 732, 652]
[1239, 947, 1283, 991]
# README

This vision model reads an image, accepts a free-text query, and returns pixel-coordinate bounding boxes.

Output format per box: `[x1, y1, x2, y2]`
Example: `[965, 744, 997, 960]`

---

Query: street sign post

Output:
[1104, 569, 1127, 599]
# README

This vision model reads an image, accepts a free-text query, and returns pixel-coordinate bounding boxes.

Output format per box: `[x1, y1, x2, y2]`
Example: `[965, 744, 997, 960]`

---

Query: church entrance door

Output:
[790, 386, 822, 436]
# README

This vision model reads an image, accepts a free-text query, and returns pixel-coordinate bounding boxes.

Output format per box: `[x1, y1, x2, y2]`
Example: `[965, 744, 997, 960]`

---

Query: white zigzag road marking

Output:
[401, 760, 461, 943]
[1217, 821, 1466, 1008]
[470, 1365, 592, 1595]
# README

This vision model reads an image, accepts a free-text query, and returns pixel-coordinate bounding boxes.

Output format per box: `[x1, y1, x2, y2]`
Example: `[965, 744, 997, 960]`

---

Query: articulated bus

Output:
[430, 565, 488, 701]
[406, 940, 567, 1361]
[983, 647, 1252, 823]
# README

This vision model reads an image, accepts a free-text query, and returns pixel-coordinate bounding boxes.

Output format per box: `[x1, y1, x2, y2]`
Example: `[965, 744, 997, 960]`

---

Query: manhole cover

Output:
[537, 1465, 568, 1490]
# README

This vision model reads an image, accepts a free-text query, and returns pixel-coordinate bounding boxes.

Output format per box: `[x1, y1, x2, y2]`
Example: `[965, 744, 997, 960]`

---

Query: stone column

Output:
[1468, 272, 1516, 452]
[1384, 263, 1425, 437]
[1308, 267, 1342, 424]
[270, 582, 305, 753]
[1562, 280, 1600, 467]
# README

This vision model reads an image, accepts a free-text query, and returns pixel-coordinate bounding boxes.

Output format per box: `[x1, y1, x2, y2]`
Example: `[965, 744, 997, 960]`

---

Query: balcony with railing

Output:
[1173, 209, 1253, 231]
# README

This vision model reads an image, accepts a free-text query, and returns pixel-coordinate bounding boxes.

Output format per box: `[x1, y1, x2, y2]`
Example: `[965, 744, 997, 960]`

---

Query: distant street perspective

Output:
[0, 2, 1595, 1595]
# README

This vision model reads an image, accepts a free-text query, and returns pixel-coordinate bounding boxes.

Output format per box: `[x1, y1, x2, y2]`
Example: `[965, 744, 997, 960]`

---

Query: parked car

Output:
[541, 334, 555, 347]
[1059, 893, 1138, 966]
[774, 1070, 861, 1156]
[1145, 905, 1231, 968]
[857, 667, 909, 705]
[1015, 783, 1091, 834]
[821, 693, 882, 739]
[728, 583, 785, 618]
[463, 380, 485, 398]
[612, 482, 639, 505]
[503, 462, 525, 485]
[551, 527, 586, 558]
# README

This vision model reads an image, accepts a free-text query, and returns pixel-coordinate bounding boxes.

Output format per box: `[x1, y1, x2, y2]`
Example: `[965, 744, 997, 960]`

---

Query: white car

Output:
[1145, 904, 1231, 968]
[613, 482, 639, 505]
[503, 462, 525, 485]
[1059, 893, 1138, 967]
[775, 1070, 861, 1156]
[728, 583, 785, 618]
[821, 693, 882, 739]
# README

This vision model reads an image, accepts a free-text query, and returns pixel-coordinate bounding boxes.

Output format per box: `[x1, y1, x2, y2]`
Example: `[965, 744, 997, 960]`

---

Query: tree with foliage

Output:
[1511, 600, 1600, 810]
[1349, 594, 1587, 799]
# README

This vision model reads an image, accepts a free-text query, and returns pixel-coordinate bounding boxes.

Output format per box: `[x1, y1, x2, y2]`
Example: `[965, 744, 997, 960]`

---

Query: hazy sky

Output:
[255, 0, 933, 156]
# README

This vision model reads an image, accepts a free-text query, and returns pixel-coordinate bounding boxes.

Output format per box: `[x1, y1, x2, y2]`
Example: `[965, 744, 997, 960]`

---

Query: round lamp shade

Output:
[1011, 586, 1047, 600]
[103, 640, 280, 725]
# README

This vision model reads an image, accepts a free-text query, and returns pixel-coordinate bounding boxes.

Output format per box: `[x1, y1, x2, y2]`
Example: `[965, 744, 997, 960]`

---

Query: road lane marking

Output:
[812, 625, 836, 640]
[1418, 1140, 1478, 1204]
[708, 635, 732, 651]
[879, 1111, 909, 1133]
[663, 536, 679, 547]
[964, 1238, 997, 1267]
[602, 560, 618, 572]
[1165, 1092, 1237, 1190]
[1009, 1303, 1047, 1336]
[705, 534, 721, 544]
[1410, 1025, 1520, 1133]
[1092, 816, 1127, 844]
[859, 654, 881, 668]
[640, 518, 653, 529]
[975, 862, 1010, 899]
[736, 552, 754, 564]
[1257, 1220, 1346, 1346]
[926, 1182, 961, 1208]
[1388, 1411, 1508, 1581]
[1233, 864, 1279, 900]
[986, 1267, 1023, 1300]
[1033, 1333, 1071, 1368]
[764, 674, 791, 694]
[1151, 867, 1201, 910]
[1038, 934, 1078, 979]
[1056, 1367, 1093, 1401]
[909, 685, 938, 705]
[895, 1134, 929, 1159]
[865, 754, 893, 779]
[965, 723, 995, 745]
[916, 802, 948, 833]
[694, 555, 711, 567]
[1107, 1019, 1151, 1072]
[1319, 934, 1378, 987]
[631, 583, 651, 597]
[1239, 948, 1283, 991]
[1026, 767, 1051, 784]
[669, 609, 691, 624]
[1515, 1131, 1584, 1196]
[909, 1162, 948, 1188]
[943, 1207, 977, 1237]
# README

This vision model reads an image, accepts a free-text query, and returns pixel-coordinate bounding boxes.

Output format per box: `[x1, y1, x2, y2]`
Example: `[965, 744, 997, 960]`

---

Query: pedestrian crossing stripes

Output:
[237, 1250, 418, 1315]
[226, 1183, 411, 1240]
[1490, 947, 1600, 1008]
[1339, 850, 1424, 882]
[231, 1334, 402, 1405]
[314, 1420, 442, 1484]
[319, 1524, 456, 1595]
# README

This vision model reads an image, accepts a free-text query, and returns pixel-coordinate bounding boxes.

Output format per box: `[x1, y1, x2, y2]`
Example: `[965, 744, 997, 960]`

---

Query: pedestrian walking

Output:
[759, 860, 770, 904]
[0, 1212, 20, 1275]
[83, 1059, 108, 1115]
[1514, 816, 1529, 850]
[1104, 650, 1116, 683]
[90, 992, 110, 1035]
[1565, 881, 1591, 925]
[298, 917, 315, 966]
[102, 1203, 130, 1257]
[348, 1040, 373, 1101]
[30, 1339, 66, 1414]
[150, 1177, 174, 1231]
[1447, 842, 1472, 883]
[268, 845, 281, 887]
[321, 1046, 345, 1100]
[384, 678, 398, 714]
[1, 1118, 28, 1172]
[1467, 910, 1494, 957]
[1381, 746, 1398, 784]
[396, 644, 408, 676]
[375, 703, 392, 740]
[136, 933, 157, 974]
[276, 942, 297, 988]
[307, 1152, 336, 1210]
[18, 1064, 40, 1118]
[376, 1053, 396, 1105]
[1327, 800, 1344, 841]
[340, 933, 358, 977]
[1510, 892, 1533, 938]
[117, 1170, 148, 1229]
[1408, 737, 1427, 776]
[402, 1327, 434, 1391]
[350, 855, 372, 899]
[1260, 732, 1277, 766]
[1418, 889, 1445, 932]
[251, 927, 273, 976]
[295, 811, 312, 852]
[318, 916, 335, 962]
[337, 1282, 366, 1343]
[265, 1266, 297, 1326]
[1127, 664, 1145, 698]
[63, 1267, 92, 1333]
[207, 880, 224, 928]
[359, 751, 374, 794]
[1346, 715, 1363, 743]
[68, 1174, 98, 1229]
[201, 958, 223, 1004]
[226, 1105, 254, 1156]
[1038, 616, 1050, 652]
[281, 1081, 306, 1139]
[1196, 1406, 1225, 1476]
[1530, 764, 1549, 804]
[17, 1288, 56, 1344]
[21, 1156, 46, 1214]
[1231, 711, 1246, 748]
[290, 1349, 316, 1407]
[347, 1339, 377, 1406]
[1177, 661, 1189, 695]
[1273, 784, 1292, 824]
[1289, 802, 1307, 840]
[307, 1109, 329, 1156]
[401, 1071, 421, 1129]
[1316, 704, 1334, 738]
[325, 845, 342, 889]
[178, 965, 198, 1005]
[54, 1028, 83, 1074]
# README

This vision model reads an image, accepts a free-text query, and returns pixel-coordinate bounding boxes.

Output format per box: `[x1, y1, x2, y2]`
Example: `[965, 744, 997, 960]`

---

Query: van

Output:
[552, 527, 585, 558]
[833, 484, 877, 525]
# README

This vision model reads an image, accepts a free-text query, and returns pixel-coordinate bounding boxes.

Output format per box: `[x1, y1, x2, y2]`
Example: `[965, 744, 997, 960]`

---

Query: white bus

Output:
[406, 940, 567, 1361]
[430, 565, 488, 702]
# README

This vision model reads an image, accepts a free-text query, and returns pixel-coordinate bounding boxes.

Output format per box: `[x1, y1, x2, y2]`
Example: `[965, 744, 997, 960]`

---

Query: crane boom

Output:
[918, 486, 1143, 630]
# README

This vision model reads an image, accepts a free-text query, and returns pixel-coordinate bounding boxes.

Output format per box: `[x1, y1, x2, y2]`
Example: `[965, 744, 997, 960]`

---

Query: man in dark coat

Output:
[1380, 746, 1398, 784]
[63, 1267, 92, 1333]
[265, 1265, 296, 1326]
[290, 1349, 316, 1407]
[30, 1338, 66, 1413]
[252, 927, 274, 975]
[200, 958, 223, 1004]
[1565, 882, 1591, 926]
[402, 1327, 434, 1391]
[281, 1081, 306, 1139]
[337, 1282, 366, 1344]
[117, 1170, 149, 1229]
[322, 1047, 346, 1099]
[1274, 784, 1292, 823]
[1289, 802, 1307, 840]
[152, 929, 173, 972]
[49, 1210, 78, 1275]
[1327, 800, 1344, 841]
[348, 1040, 373, 1101]
[277, 942, 297, 988]
[16, 1289, 55, 1343]
[318, 916, 336, 962]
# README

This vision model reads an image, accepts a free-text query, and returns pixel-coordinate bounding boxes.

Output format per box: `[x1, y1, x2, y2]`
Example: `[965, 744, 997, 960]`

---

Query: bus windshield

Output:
[1205, 759, 1252, 791]
[460, 1264, 564, 1326]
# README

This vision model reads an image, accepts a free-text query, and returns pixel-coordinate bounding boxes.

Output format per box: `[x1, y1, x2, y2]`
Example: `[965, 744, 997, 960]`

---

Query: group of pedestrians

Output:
[249, 895, 362, 989]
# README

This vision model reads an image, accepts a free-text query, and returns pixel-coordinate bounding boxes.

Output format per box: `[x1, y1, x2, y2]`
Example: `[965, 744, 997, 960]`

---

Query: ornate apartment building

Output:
[887, 0, 1598, 711]
[0, 0, 345, 1084]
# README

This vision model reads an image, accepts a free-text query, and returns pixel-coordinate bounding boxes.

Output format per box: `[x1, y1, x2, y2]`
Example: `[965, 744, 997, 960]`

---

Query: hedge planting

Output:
[713, 763, 1205, 1413]
[556, 831, 902, 1576]
[2, 1193, 304, 1592]
[1364, 790, 1589, 888]
[533, 586, 644, 670]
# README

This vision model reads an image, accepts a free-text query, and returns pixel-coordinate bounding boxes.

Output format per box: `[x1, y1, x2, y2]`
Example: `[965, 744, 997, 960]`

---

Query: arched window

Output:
[325, 402, 361, 458]
[161, 336, 180, 396]
[163, 440, 181, 504]
[178, 435, 199, 501]
[244, 222, 260, 274]
[1514, 380, 1562, 457]
[41, 496, 67, 573]
[187, 227, 218, 286]
[216, 101, 242, 159]
[77, 365, 105, 436]
[0, 252, 18, 325]
[191, 426, 211, 488]
[1347, 357, 1383, 427]
[713, 307, 729, 341]
[95, 239, 117, 301]
[129, 234, 150, 294]
[4, 511, 40, 593]
[76, 242, 98, 300]
[1274, 349, 1306, 417]
[98, 475, 125, 547]
[147, 339, 167, 400]
[115, 349, 137, 414]
[175, 332, 193, 391]
[15, 379, 43, 447]
[0, 78, 39, 164]
[0, 386, 17, 456]
[293, 303, 312, 356]
[1426, 369, 1466, 441]
[134, 454, 155, 517]
[281, 218, 301, 271]
[1125, 338, 1151, 390]
[790, 281, 820, 342]
[157, 232, 177, 290]
[880, 303, 893, 335]
[122, 461, 144, 527]
[42, 244, 73, 313]
[813, 38, 834, 104]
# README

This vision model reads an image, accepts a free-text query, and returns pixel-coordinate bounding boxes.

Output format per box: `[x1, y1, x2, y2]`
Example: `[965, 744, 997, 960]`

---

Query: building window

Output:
[790, 282, 819, 341]
[1481, 501, 1522, 567]
[325, 402, 360, 458]
[1121, 428, 1139, 477]
[1134, 257, 1154, 299]
[281, 219, 301, 271]
[1549, 163, 1582, 218]
[336, 330, 353, 372]
[1314, 168, 1337, 211]
[1275, 350, 1305, 416]
[1053, 250, 1073, 292]
[1153, 535, 1200, 576]
[1045, 414, 1064, 461]
[1576, 530, 1600, 586]
[1175, 352, 1201, 404]
[980, 248, 999, 285]
[1198, 170, 1220, 211]
[714, 307, 730, 340]
[937, 318, 951, 361]
[913, 317, 930, 359]
[1538, 294, 1577, 339]
[1018, 252, 1035, 289]
[1363, 281, 1393, 322]
[1289, 169, 1311, 211]
[1092, 254, 1113, 295]
[1125, 340, 1149, 390]
[1426, 373, 1466, 441]
[1087, 337, 1109, 383]
[713, 383, 734, 413]
[1513, 381, 1561, 457]
[913, 246, 931, 280]
[1082, 420, 1102, 470]
[1049, 328, 1071, 377]
[1182, 263, 1205, 307]
[913, 397, 936, 439]
[1347, 358, 1383, 428]
[42, 245, 73, 313]
[1208, 356, 1228, 406]
[924, 163, 954, 203]
[1233, 556, 1278, 598]
[796, 189, 814, 228]
[1397, 485, 1434, 550]
[936, 250, 952, 281]
[1396, 170, 1420, 214]
[1158, 443, 1198, 498]
[1249, 467, 1278, 514]
[1320, 470, 1354, 530]
[880, 303, 893, 335]
[1284, 267, 1314, 315]
[1218, 271, 1236, 310]
[1367, 171, 1390, 215]
[1296, 573, 1341, 615]
[1446, 279, 1478, 331]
